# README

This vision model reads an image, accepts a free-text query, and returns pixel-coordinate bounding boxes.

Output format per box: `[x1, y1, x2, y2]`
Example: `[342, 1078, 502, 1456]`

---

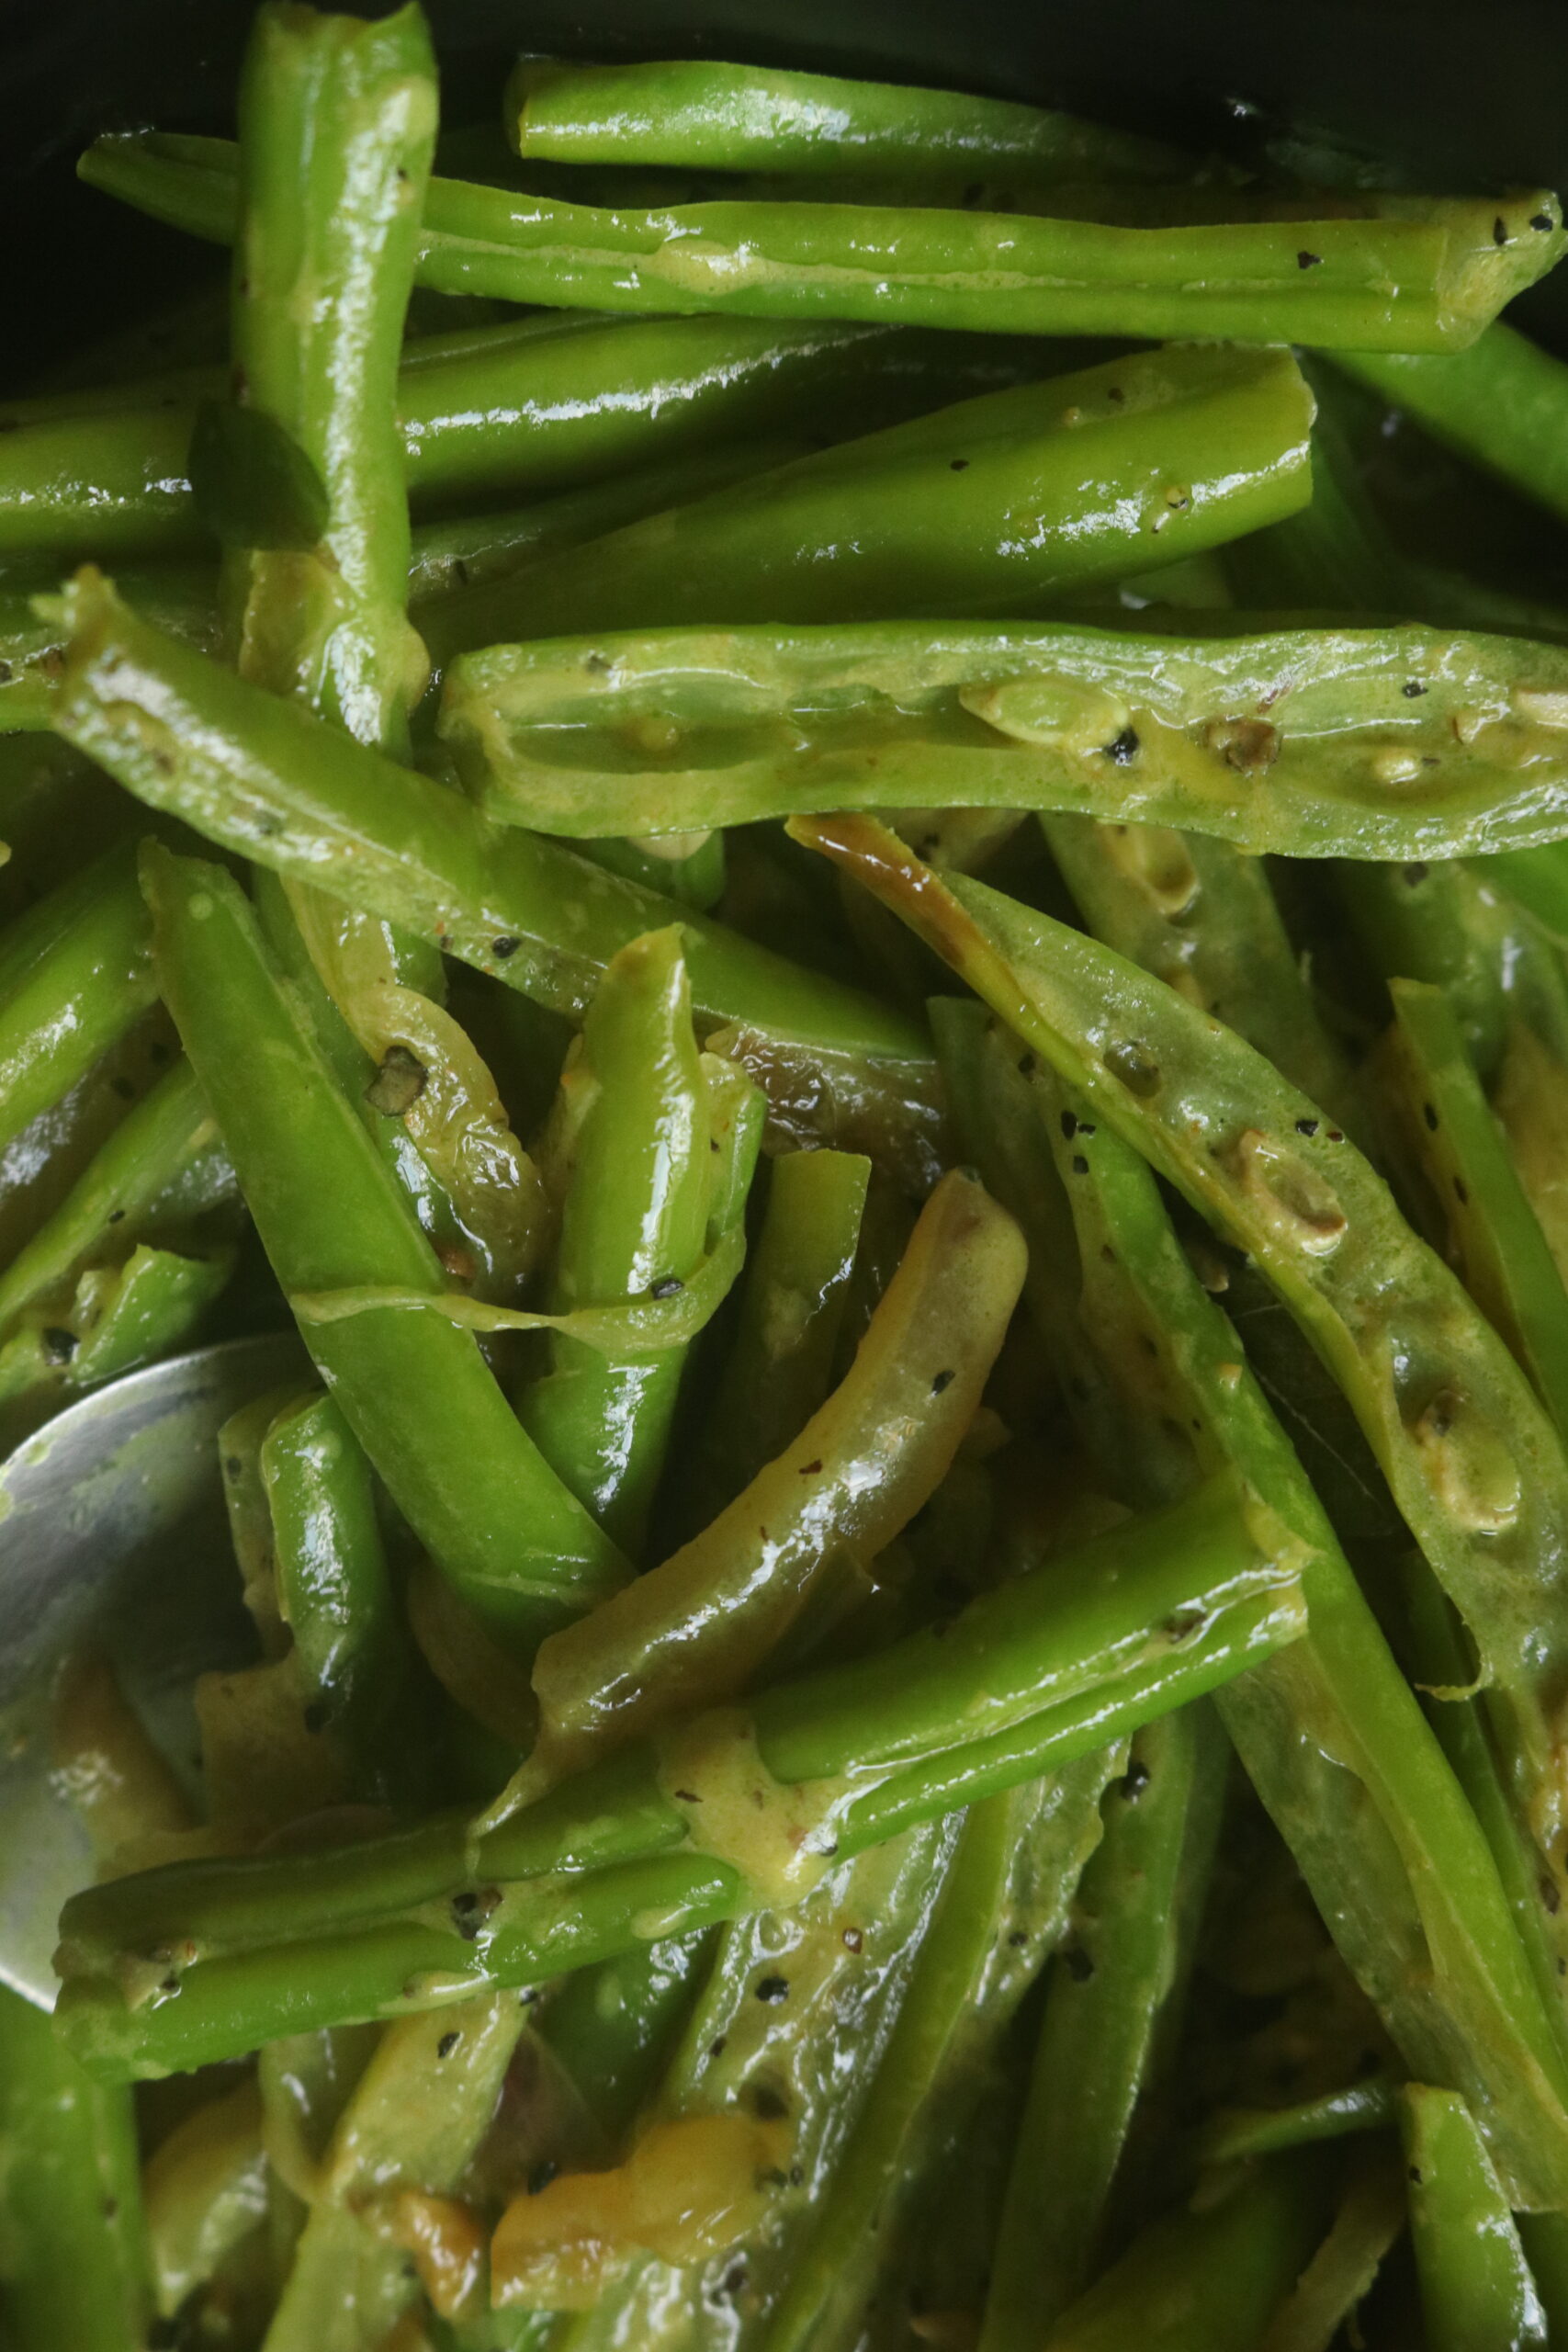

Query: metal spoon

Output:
[0, 1332, 306, 2008]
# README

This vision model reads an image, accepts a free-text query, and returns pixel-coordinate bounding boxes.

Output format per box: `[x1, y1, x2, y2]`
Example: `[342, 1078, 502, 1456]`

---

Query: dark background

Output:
[5, 0, 1568, 376]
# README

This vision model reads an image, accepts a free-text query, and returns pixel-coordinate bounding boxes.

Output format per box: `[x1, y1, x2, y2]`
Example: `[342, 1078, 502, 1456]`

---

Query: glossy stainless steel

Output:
[0, 1332, 305, 2007]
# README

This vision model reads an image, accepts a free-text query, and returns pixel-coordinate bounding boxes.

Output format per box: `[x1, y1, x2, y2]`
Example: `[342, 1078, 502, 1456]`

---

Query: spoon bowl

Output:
[0, 1333, 306, 2007]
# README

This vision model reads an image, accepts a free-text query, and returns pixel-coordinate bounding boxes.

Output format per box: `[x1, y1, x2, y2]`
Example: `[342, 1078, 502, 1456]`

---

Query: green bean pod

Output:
[0, 840, 157, 1161]
[934, 1001, 1568, 2211]
[0, 1984, 150, 2351]
[261, 1387, 421, 1800]
[52, 1472, 1305, 2076]
[1403, 2086, 1549, 2351]
[440, 609, 1568, 864]
[141, 2076, 269, 2321]
[140, 839, 627, 1636]
[1040, 2151, 1331, 2352]
[3, 286, 1043, 556]
[521, 926, 719, 1558]
[80, 130, 1564, 347]
[799, 818, 1568, 1919]
[506, 1165, 1027, 1799]
[264, 1991, 526, 2352]
[507, 56, 1189, 181]
[979, 1709, 1228, 2349]
[421, 345, 1315, 660]
[1333, 322, 1568, 534]
[1382, 978, 1568, 1440]
[1043, 813, 1359, 1129]
[225, 0, 435, 752]
[761, 1761, 1118, 2352]
[684, 1145, 870, 1526]
[50, 570, 928, 1072]
[0, 1055, 232, 1337]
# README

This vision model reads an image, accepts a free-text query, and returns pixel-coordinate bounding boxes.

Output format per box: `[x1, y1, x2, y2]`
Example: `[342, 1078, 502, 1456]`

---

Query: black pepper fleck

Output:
[527, 2159, 559, 2196]
[1072, 1153, 1089, 1176]
[950, 458, 969, 471]
[1494, 216, 1509, 246]
[1402, 680, 1428, 698]
[437, 2030, 460, 2058]
[1060, 1109, 1077, 1138]
[1296, 249, 1322, 269]
[1104, 726, 1140, 765]
[1296, 1117, 1319, 1136]
[1532, 210, 1555, 231]
[491, 934, 521, 959]
[41, 1328, 77, 1364]
[756, 1975, 789, 2004]
[1063, 1944, 1095, 1983]
[649, 1275, 683, 1299]
[1120, 1758, 1152, 1801]
[1423, 1102, 1438, 1132]
[931, 1368, 956, 1395]
[842, 1928, 863, 1953]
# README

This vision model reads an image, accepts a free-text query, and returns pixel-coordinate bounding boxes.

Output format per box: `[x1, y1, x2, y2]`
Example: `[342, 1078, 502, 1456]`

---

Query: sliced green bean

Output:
[5, 292, 1043, 556]
[532, 1930, 714, 2152]
[142, 2075, 269, 2320]
[81, 130, 1563, 347]
[0, 1237, 235, 1429]
[261, 1387, 420, 1801]
[405, 437, 808, 603]
[141, 839, 626, 1637]
[0, 561, 216, 729]
[440, 608, 1568, 863]
[1403, 2085, 1549, 2350]
[51, 571, 929, 1074]
[0, 1983, 150, 2352]
[0, 840, 157, 1160]
[684, 1145, 870, 1526]
[801, 819, 1568, 1919]
[509, 1165, 1026, 1797]
[1040, 2150, 1330, 2352]
[1256, 2147, 1405, 2352]
[422, 345, 1314, 660]
[1333, 322, 1568, 533]
[761, 1761, 1117, 2352]
[53, 1471, 1305, 2075]
[521, 927, 720, 1558]
[0, 1055, 231, 1336]
[507, 57, 1189, 181]
[933, 1001, 1568, 2209]
[1382, 977, 1568, 1438]
[1043, 813, 1360, 1130]
[979, 1708, 1228, 2348]
[264, 1991, 526, 2352]
[1199, 2080, 1399, 2167]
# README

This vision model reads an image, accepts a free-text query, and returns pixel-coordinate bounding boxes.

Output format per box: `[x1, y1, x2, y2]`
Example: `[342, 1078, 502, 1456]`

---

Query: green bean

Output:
[761, 1761, 1118, 2352]
[684, 1145, 870, 1526]
[226, 0, 435, 756]
[0, 1055, 231, 1336]
[3, 295, 1043, 556]
[933, 1001, 1568, 2209]
[261, 1388, 421, 1800]
[1382, 978, 1568, 1438]
[422, 345, 1314, 661]
[53, 1471, 1305, 2075]
[1043, 813, 1360, 1130]
[1198, 2080, 1399, 2166]
[570, 827, 726, 915]
[801, 818, 1568, 1922]
[521, 927, 722, 1557]
[1256, 2147, 1405, 2352]
[532, 1930, 714, 2151]
[142, 2075, 270, 2320]
[1518, 2215, 1568, 2349]
[979, 1709, 1228, 2349]
[405, 437, 808, 603]
[506, 56, 1190, 182]
[1333, 322, 1568, 534]
[1396, 1554, 1568, 2071]
[51, 570, 929, 1070]
[506, 1165, 1026, 1802]
[140, 839, 627, 1637]
[1336, 855, 1568, 1089]
[1495, 1022, 1568, 1294]
[1403, 2085, 1549, 2350]
[263, 1991, 526, 2352]
[0, 1983, 150, 2351]
[80, 130, 1564, 346]
[0, 561, 216, 728]
[0, 1237, 235, 1428]
[543, 1815, 958, 2344]
[1040, 2149, 1330, 2352]
[439, 607, 1568, 864]
[0, 839, 157, 1161]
